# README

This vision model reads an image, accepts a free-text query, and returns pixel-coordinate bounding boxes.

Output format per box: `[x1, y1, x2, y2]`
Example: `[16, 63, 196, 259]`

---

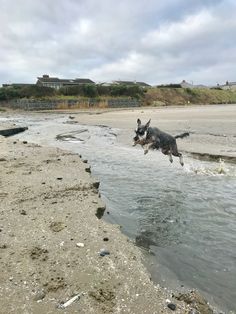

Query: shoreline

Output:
[0, 135, 215, 313]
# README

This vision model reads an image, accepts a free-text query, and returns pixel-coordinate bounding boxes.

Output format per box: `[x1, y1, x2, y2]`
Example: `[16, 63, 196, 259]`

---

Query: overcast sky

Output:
[0, 0, 236, 86]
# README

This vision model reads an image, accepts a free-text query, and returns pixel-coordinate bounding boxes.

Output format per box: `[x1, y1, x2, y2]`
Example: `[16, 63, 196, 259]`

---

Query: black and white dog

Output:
[133, 118, 189, 166]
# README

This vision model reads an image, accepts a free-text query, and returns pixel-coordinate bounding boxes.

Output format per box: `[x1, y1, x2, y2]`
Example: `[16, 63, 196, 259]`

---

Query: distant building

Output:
[112, 80, 151, 88]
[36, 74, 95, 89]
[220, 81, 236, 90]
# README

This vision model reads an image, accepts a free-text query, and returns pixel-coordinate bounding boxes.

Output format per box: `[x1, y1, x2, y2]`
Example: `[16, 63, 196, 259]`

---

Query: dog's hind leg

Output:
[171, 144, 184, 166]
[169, 152, 173, 163]
[179, 154, 184, 166]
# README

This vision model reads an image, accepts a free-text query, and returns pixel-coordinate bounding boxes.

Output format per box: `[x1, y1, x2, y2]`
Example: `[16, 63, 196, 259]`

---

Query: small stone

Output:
[167, 303, 176, 311]
[23, 141, 28, 144]
[99, 249, 110, 257]
[103, 237, 109, 242]
[96, 206, 106, 219]
[85, 166, 91, 173]
[20, 209, 27, 215]
[57, 177, 63, 180]
[92, 181, 100, 189]
[76, 242, 85, 248]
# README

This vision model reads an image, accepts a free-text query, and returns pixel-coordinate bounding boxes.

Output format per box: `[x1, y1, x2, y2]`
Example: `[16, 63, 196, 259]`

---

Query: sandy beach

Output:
[1, 104, 235, 313]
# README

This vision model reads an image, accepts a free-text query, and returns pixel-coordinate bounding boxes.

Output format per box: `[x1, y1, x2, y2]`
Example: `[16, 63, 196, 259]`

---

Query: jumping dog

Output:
[133, 118, 189, 166]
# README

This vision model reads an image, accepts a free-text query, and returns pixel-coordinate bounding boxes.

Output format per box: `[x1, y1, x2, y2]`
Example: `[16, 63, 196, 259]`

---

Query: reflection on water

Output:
[13, 114, 236, 313]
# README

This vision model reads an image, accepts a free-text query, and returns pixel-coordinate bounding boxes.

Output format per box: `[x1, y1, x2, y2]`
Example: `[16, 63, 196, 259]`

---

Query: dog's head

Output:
[133, 118, 151, 142]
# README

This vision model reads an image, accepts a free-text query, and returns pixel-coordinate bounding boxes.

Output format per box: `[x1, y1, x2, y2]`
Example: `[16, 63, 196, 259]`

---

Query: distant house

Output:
[221, 81, 236, 90]
[36, 74, 95, 89]
[112, 80, 151, 88]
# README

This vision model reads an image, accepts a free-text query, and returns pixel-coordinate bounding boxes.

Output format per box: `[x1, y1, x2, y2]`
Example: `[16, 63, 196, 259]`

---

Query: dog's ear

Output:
[145, 119, 151, 128]
[137, 118, 141, 126]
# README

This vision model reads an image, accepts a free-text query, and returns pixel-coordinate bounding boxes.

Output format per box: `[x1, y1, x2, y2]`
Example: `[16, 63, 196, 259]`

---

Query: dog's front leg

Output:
[144, 143, 153, 155]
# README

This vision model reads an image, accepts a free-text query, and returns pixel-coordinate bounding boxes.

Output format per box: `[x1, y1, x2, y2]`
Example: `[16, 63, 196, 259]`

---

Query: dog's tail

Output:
[175, 132, 190, 139]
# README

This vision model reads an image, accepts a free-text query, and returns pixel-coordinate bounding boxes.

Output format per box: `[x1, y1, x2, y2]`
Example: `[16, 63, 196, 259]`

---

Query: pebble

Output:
[167, 303, 176, 311]
[99, 249, 110, 256]
[76, 242, 85, 248]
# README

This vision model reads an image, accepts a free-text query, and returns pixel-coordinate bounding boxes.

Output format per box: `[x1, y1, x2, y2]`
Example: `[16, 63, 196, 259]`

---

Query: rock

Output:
[85, 166, 91, 173]
[99, 249, 110, 257]
[76, 242, 85, 248]
[20, 209, 27, 215]
[167, 303, 176, 311]
[23, 141, 28, 144]
[0, 127, 28, 137]
[96, 206, 106, 219]
[92, 181, 100, 189]
[103, 237, 109, 242]
[56, 177, 63, 180]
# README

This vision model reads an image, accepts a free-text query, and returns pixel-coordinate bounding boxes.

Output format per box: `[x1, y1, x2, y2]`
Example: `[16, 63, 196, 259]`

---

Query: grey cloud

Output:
[0, 0, 235, 85]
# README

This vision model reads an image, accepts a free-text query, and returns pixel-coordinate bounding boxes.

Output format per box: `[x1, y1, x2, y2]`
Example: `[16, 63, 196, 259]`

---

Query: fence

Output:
[1, 98, 141, 110]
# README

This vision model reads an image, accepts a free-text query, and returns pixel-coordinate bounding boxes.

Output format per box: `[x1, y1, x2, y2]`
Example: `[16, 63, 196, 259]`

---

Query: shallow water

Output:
[11, 114, 236, 312]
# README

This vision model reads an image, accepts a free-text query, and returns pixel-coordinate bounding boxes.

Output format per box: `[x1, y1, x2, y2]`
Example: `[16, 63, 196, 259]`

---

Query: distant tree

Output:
[19, 85, 55, 98]
[0, 88, 7, 101]
[82, 84, 98, 97]
[0, 86, 21, 100]
[96, 85, 111, 96]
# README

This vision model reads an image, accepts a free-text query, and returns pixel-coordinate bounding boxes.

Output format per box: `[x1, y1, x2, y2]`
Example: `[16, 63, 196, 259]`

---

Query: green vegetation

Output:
[1, 84, 236, 107]
[0, 85, 56, 100]
[0, 84, 145, 101]
[144, 87, 236, 106]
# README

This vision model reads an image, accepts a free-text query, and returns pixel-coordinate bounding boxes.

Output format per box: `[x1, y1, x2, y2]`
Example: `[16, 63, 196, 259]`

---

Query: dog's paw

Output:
[144, 150, 148, 155]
